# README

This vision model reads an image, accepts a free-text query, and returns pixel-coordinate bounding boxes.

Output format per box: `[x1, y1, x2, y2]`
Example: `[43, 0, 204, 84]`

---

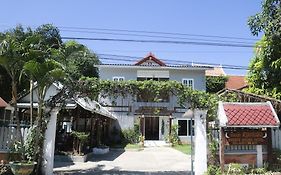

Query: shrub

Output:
[169, 124, 179, 146]
[204, 165, 221, 175]
[0, 163, 12, 175]
[121, 123, 141, 144]
[226, 163, 244, 175]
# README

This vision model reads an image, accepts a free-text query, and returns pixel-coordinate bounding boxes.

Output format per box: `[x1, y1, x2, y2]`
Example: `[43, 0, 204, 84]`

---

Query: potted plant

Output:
[9, 126, 37, 175]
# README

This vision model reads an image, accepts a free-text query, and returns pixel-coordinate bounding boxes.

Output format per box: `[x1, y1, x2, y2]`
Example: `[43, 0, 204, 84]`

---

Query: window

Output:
[178, 120, 187, 136]
[113, 77, 125, 81]
[182, 79, 194, 89]
[178, 119, 194, 136]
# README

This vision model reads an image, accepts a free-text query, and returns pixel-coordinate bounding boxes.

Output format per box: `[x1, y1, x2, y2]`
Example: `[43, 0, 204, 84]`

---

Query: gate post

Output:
[42, 108, 60, 175]
[194, 109, 207, 175]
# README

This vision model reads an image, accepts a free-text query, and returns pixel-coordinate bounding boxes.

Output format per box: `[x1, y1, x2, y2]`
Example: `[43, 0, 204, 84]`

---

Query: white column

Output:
[42, 108, 59, 175]
[256, 145, 263, 168]
[194, 109, 207, 175]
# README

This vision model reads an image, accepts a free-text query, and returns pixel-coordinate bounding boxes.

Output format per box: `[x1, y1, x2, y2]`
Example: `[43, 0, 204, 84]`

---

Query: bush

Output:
[226, 163, 244, 175]
[0, 163, 12, 175]
[204, 165, 221, 175]
[169, 124, 179, 146]
[121, 123, 141, 144]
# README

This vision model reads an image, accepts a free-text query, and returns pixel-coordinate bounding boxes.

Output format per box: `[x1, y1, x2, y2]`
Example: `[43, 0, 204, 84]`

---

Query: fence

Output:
[0, 126, 29, 151]
[210, 127, 281, 151]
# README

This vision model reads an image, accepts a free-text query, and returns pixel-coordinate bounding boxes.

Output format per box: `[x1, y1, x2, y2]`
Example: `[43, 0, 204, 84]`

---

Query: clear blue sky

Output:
[0, 0, 263, 75]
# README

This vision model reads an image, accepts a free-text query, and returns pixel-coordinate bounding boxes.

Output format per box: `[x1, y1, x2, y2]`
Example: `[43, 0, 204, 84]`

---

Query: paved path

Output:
[54, 147, 191, 175]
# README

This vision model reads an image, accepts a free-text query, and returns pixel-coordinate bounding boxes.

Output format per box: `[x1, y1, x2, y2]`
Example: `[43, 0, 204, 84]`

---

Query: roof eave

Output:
[96, 64, 211, 70]
[224, 125, 280, 128]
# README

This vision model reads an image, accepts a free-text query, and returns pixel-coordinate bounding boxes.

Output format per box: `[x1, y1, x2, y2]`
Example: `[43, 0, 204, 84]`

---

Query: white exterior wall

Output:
[98, 65, 207, 137]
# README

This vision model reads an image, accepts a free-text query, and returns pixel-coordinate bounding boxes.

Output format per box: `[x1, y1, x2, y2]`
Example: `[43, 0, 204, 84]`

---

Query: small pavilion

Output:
[218, 101, 280, 169]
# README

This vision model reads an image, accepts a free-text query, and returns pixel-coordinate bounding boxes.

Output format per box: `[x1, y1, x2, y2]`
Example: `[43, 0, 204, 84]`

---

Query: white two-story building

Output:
[97, 53, 209, 142]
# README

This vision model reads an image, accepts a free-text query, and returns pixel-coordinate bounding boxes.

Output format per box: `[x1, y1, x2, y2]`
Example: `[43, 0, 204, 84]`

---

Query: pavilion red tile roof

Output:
[219, 102, 280, 127]
[0, 97, 8, 108]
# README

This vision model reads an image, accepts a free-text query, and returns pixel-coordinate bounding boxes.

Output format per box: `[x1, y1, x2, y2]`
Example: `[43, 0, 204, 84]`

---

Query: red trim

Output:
[135, 53, 166, 66]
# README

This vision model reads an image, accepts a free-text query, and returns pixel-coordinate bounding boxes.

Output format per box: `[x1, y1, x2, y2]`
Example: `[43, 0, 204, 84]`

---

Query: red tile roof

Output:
[222, 103, 279, 127]
[0, 97, 7, 108]
[225, 76, 248, 90]
[135, 52, 166, 66]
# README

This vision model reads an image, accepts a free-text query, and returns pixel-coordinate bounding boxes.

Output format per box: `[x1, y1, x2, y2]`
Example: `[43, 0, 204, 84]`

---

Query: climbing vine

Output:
[76, 77, 223, 121]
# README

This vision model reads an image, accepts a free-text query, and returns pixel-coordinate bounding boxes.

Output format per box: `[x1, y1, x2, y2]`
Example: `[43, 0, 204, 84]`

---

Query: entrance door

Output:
[145, 117, 159, 140]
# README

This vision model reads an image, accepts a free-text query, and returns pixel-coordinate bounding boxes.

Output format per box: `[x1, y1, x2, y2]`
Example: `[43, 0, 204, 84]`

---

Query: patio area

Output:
[53, 147, 191, 175]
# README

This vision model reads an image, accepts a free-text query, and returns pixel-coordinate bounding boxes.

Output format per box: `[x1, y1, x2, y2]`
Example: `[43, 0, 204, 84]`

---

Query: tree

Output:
[247, 0, 281, 99]
[206, 76, 228, 93]
[60, 40, 100, 80]
[22, 24, 65, 174]
[0, 25, 33, 150]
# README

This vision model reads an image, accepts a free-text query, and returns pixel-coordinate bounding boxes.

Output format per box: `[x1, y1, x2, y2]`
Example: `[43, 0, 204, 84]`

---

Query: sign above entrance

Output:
[225, 130, 267, 145]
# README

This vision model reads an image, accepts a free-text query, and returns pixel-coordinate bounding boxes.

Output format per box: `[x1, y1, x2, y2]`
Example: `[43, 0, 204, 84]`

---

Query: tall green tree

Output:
[0, 25, 33, 147]
[60, 40, 100, 80]
[22, 24, 65, 174]
[247, 0, 281, 99]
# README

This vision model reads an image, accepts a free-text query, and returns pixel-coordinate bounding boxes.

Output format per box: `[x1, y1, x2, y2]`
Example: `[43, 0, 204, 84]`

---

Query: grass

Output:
[125, 143, 143, 150]
[173, 144, 191, 155]
[110, 143, 143, 150]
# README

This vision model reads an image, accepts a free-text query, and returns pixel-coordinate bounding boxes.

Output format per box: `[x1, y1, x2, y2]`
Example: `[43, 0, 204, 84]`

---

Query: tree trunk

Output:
[34, 91, 44, 175]
[11, 80, 24, 160]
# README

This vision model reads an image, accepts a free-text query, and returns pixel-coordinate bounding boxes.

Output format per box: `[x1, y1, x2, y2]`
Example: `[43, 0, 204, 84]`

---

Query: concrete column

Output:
[194, 109, 207, 175]
[42, 108, 59, 175]
[257, 145, 263, 168]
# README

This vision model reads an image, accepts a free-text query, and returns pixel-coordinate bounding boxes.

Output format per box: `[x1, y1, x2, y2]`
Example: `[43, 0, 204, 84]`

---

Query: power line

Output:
[94, 49, 252, 53]
[60, 29, 254, 45]
[61, 36, 255, 48]
[58, 26, 258, 41]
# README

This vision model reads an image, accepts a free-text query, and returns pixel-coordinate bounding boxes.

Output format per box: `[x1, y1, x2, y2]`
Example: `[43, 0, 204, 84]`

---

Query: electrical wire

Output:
[58, 26, 258, 41]
[61, 36, 255, 48]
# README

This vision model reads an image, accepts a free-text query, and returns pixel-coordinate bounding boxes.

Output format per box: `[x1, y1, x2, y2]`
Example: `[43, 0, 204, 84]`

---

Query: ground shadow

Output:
[88, 149, 125, 162]
[53, 161, 75, 168]
[54, 149, 125, 168]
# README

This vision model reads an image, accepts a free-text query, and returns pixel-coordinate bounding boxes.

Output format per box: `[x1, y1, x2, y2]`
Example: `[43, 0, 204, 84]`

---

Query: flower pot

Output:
[9, 161, 36, 175]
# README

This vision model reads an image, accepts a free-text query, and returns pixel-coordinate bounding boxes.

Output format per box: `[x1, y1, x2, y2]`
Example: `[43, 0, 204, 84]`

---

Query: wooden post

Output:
[220, 128, 225, 172]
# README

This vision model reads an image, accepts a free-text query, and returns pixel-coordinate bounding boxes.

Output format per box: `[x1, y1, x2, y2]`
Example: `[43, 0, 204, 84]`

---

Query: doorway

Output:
[145, 117, 159, 140]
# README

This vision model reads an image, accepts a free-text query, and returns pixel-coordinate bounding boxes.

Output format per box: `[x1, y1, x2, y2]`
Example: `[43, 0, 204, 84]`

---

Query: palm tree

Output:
[22, 25, 65, 174]
[0, 26, 32, 153]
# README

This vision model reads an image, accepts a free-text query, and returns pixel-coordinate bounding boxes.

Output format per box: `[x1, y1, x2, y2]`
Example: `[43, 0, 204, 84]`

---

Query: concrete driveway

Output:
[54, 147, 191, 175]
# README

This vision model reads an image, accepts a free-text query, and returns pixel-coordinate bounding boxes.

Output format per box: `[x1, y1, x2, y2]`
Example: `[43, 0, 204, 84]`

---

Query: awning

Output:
[17, 97, 117, 120]
[75, 97, 117, 120]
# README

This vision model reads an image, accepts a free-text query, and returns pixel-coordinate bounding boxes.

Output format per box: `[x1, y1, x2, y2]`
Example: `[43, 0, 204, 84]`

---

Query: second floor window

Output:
[113, 77, 125, 81]
[182, 78, 194, 89]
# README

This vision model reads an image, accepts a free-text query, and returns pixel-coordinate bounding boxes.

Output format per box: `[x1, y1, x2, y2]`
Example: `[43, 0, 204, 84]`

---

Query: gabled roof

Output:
[135, 53, 166, 66]
[0, 97, 7, 108]
[205, 67, 226, 76]
[218, 101, 280, 128]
